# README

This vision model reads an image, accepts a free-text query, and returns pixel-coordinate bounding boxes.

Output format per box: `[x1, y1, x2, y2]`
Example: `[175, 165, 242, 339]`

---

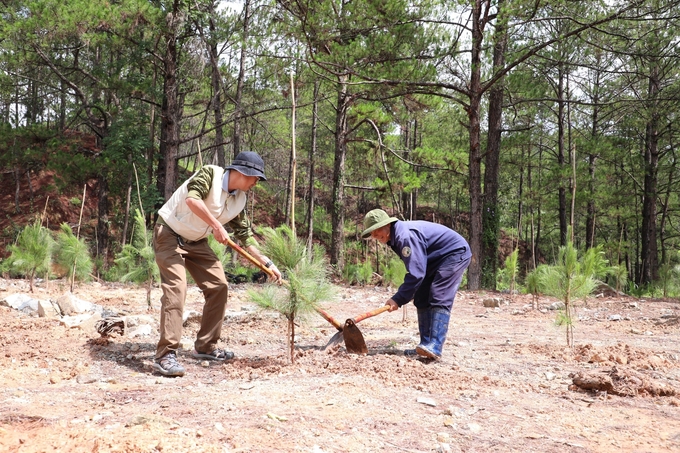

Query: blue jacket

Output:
[388, 221, 471, 306]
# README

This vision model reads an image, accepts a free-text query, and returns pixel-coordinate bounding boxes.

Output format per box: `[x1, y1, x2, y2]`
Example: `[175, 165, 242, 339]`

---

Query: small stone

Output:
[482, 298, 501, 308]
[436, 432, 450, 442]
[417, 397, 437, 407]
[467, 423, 481, 433]
[76, 374, 97, 384]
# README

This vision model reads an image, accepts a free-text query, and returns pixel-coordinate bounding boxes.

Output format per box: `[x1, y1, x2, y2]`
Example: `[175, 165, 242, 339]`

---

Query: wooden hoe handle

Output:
[352, 305, 391, 324]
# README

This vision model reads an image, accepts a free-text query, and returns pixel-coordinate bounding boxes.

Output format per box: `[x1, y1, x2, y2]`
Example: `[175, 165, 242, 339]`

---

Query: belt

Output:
[157, 223, 202, 247]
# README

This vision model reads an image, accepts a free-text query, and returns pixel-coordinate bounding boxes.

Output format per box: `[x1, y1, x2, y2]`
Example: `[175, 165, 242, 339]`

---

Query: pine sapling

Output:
[249, 225, 334, 363]
[524, 265, 549, 310]
[609, 264, 628, 294]
[539, 238, 598, 347]
[503, 248, 519, 298]
[114, 209, 159, 309]
[2, 220, 54, 292]
[54, 223, 94, 292]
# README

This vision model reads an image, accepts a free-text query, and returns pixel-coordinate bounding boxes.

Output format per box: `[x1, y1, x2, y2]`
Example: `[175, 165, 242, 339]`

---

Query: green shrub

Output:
[113, 209, 158, 307]
[54, 223, 94, 290]
[497, 248, 519, 294]
[2, 220, 55, 292]
[383, 257, 406, 288]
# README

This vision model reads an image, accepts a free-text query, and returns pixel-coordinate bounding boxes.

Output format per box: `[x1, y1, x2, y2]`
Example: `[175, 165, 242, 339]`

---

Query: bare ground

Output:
[1, 279, 679, 453]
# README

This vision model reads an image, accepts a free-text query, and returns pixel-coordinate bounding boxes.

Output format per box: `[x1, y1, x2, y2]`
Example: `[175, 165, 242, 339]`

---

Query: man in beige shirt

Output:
[153, 151, 281, 377]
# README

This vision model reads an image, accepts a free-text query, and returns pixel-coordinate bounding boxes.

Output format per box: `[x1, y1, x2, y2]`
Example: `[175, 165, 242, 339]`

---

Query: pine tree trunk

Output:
[640, 65, 660, 285]
[557, 64, 568, 246]
[466, 0, 484, 291]
[306, 81, 319, 254]
[481, 2, 507, 289]
[208, 8, 226, 167]
[159, 3, 181, 200]
[330, 77, 350, 270]
[233, 0, 250, 158]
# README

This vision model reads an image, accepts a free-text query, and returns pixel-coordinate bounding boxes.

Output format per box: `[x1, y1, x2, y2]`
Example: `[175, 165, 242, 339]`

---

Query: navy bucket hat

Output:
[225, 151, 267, 181]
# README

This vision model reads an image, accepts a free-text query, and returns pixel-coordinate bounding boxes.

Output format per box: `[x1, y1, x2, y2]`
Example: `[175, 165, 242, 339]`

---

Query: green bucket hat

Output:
[361, 209, 398, 239]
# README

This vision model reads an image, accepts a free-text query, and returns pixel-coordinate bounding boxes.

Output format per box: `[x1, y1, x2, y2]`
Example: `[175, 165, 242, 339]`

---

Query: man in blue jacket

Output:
[362, 209, 471, 360]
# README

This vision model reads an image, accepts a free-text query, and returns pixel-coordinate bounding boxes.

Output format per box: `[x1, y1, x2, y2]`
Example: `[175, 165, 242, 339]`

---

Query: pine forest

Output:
[1, 0, 680, 295]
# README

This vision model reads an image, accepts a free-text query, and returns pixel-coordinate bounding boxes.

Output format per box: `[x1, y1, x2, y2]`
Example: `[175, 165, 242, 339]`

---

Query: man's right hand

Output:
[385, 299, 399, 312]
[212, 224, 230, 245]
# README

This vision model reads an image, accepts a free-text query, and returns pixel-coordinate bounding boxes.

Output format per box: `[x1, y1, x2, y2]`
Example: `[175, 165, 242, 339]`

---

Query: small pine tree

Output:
[500, 248, 519, 297]
[539, 238, 598, 347]
[54, 223, 94, 291]
[609, 264, 628, 294]
[524, 264, 550, 309]
[658, 262, 679, 298]
[2, 220, 54, 292]
[249, 225, 334, 363]
[114, 209, 159, 308]
[581, 245, 609, 280]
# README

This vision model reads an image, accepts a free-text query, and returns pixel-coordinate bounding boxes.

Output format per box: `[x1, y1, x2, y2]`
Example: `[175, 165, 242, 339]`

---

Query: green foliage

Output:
[538, 236, 598, 347]
[523, 265, 551, 308]
[524, 265, 549, 295]
[54, 223, 93, 288]
[113, 209, 158, 306]
[312, 206, 332, 237]
[249, 225, 335, 363]
[208, 236, 230, 269]
[608, 264, 628, 294]
[497, 249, 519, 294]
[383, 257, 406, 288]
[581, 245, 610, 281]
[1, 220, 54, 291]
[658, 263, 680, 298]
[342, 260, 373, 286]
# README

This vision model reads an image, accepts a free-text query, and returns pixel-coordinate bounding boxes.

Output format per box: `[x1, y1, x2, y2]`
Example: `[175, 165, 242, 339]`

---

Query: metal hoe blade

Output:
[323, 330, 344, 350]
[342, 318, 368, 354]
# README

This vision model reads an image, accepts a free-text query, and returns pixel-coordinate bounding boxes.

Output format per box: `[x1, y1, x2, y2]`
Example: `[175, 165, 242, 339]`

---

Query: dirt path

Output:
[1, 279, 679, 452]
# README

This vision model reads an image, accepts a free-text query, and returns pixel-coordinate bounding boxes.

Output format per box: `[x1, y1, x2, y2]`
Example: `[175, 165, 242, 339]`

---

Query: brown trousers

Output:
[154, 224, 229, 359]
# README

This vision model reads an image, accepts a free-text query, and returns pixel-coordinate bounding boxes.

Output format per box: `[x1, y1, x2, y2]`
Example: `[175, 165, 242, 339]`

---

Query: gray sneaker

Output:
[153, 351, 185, 377]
